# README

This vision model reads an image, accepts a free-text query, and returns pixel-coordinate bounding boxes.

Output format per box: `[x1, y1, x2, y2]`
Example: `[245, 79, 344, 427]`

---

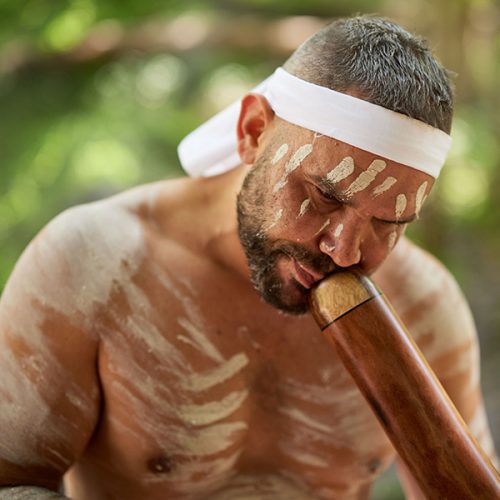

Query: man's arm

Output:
[0, 207, 101, 496]
[388, 246, 498, 497]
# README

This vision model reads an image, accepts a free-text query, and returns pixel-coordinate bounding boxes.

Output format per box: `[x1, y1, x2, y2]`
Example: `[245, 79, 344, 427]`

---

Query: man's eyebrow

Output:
[310, 175, 353, 204]
[310, 175, 418, 224]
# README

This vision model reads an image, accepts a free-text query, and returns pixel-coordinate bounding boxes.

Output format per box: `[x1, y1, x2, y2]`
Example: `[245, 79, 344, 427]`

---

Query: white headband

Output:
[178, 68, 452, 178]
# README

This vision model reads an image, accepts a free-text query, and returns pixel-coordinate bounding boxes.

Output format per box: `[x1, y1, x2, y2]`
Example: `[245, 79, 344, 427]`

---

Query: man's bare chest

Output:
[77, 256, 395, 498]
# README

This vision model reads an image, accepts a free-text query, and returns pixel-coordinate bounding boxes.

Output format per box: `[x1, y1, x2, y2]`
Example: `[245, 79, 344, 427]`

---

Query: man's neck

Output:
[200, 164, 253, 282]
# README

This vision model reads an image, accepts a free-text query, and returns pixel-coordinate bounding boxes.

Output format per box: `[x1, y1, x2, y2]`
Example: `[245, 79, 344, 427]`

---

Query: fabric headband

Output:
[178, 68, 452, 178]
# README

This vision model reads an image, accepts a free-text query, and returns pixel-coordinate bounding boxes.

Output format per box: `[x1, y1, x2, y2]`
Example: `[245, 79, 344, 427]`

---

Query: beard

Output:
[236, 153, 333, 315]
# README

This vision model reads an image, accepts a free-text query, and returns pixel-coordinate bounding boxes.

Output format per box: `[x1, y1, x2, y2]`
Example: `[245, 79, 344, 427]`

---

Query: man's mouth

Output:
[292, 258, 324, 289]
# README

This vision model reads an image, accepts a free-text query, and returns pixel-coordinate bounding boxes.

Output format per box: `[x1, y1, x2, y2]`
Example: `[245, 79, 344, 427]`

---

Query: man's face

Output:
[237, 121, 434, 315]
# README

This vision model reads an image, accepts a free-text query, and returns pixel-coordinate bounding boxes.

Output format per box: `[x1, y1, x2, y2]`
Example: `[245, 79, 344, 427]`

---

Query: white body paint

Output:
[326, 156, 355, 184]
[263, 208, 284, 232]
[343, 159, 386, 198]
[395, 194, 407, 220]
[387, 230, 398, 250]
[334, 223, 344, 238]
[415, 181, 428, 216]
[297, 198, 311, 218]
[372, 176, 397, 197]
[271, 144, 289, 165]
[313, 219, 330, 237]
[273, 144, 313, 193]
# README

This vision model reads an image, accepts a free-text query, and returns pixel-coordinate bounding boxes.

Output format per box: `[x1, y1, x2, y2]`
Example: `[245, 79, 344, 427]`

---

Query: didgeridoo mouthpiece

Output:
[309, 270, 500, 500]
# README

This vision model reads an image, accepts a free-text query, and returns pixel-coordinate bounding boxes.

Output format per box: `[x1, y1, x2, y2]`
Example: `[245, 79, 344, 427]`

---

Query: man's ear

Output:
[237, 93, 275, 165]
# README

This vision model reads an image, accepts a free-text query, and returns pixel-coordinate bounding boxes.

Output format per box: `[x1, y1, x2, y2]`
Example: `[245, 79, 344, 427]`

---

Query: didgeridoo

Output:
[309, 270, 500, 499]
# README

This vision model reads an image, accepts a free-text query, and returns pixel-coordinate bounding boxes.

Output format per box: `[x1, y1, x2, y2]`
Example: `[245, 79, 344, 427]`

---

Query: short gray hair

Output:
[283, 16, 454, 133]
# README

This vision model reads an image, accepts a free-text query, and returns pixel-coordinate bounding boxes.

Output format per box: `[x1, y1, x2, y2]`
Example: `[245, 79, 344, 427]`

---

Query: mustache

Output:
[270, 241, 336, 277]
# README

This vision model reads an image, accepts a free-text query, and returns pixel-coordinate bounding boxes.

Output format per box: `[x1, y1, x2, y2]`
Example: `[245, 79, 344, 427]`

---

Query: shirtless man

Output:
[0, 16, 497, 500]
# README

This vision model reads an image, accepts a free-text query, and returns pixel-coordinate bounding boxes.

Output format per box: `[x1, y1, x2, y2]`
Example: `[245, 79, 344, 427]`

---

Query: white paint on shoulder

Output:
[177, 390, 249, 426]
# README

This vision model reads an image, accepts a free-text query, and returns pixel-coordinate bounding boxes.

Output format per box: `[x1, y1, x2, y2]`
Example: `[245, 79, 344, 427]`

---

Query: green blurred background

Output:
[0, 0, 498, 497]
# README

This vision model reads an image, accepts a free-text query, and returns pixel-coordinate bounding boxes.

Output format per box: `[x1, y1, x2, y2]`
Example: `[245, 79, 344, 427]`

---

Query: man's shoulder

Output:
[376, 237, 477, 358]
[376, 236, 462, 307]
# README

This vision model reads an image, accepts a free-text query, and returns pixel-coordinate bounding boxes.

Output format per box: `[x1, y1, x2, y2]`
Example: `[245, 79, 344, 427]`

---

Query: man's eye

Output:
[316, 186, 337, 201]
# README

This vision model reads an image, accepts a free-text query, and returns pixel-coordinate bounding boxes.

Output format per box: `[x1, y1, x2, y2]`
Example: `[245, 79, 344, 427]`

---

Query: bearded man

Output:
[0, 15, 497, 500]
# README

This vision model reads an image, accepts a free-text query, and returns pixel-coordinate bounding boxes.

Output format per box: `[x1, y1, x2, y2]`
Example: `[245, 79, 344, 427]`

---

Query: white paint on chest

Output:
[344, 159, 386, 198]
[181, 352, 249, 392]
[177, 389, 249, 426]
[273, 144, 313, 193]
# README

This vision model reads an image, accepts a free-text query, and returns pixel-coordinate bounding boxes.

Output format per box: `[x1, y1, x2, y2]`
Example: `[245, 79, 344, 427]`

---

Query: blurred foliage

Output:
[0, 0, 498, 497]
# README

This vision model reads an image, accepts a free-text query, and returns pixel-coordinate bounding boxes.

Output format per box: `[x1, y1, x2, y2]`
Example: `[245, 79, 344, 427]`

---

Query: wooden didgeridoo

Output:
[309, 270, 500, 499]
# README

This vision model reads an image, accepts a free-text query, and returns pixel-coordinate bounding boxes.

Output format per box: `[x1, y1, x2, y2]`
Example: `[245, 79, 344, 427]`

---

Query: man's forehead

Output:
[276, 127, 434, 188]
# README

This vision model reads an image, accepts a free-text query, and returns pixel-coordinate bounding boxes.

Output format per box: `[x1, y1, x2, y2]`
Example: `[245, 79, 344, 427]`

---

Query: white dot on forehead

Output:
[415, 181, 428, 215]
[271, 143, 289, 165]
[395, 194, 407, 219]
[326, 157, 355, 184]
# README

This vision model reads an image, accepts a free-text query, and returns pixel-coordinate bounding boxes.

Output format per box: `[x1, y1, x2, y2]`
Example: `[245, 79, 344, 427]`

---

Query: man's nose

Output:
[318, 211, 364, 268]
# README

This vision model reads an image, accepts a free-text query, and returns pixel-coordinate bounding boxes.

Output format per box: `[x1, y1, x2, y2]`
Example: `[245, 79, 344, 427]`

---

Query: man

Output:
[0, 15, 497, 500]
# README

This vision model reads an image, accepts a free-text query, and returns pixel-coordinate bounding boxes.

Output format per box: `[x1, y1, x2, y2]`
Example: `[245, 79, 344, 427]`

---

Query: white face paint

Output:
[415, 181, 428, 216]
[271, 143, 289, 165]
[314, 218, 330, 237]
[262, 208, 283, 232]
[334, 223, 344, 238]
[372, 176, 397, 197]
[395, 194, 407, 220]
[273, 143, 313, 193]
[387, 230, 398, 250]
[326, 156, 355, 184]
[297, 198, 311, 218]
[320, 241, 335, 253]
[343, 159, 386, 198]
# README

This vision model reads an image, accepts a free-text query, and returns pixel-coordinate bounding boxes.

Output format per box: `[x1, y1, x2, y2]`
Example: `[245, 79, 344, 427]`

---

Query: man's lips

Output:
[292, 258, 324, 289]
